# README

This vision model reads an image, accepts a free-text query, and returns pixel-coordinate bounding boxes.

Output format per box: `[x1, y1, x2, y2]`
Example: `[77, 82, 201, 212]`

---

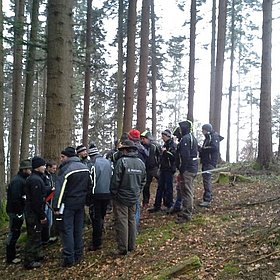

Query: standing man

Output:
[110, 140, 146, 255]
[87, 143, 112, 251]
[140, 130, 160, 208]
[76, 144, 89, 165]
[175, 120, 198, 223]
[6, 159, 32, 264]
[148, 129, 177, 213]
[53, 147, 91, 267]
[24, 156, 47, 269]
[199, 123, 222, 207]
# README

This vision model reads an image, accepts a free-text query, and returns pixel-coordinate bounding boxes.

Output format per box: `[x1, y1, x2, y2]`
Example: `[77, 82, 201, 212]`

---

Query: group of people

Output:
[5, 121, 222, 270]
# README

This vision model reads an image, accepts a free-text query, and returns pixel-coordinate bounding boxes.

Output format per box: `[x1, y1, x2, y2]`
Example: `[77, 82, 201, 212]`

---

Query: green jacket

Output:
[110, 152, 146, 207]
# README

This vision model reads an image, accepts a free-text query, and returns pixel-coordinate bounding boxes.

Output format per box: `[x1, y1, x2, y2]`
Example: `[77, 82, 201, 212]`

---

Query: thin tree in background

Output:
[10, 0, 25, 178]
[187, 0, 196, 122]
[0, 0, 5, 203]
[82, 0, 93, 146]
[209, 0, 216, 123]
[44, 0, 74, 161]
[116, 0, 124, 139]
[136, 0, 150, 132]
[212, 0, 227, 133]
[20, 0, 40, 160]
[257, 0, 272, 167]
[123, 0, 137, 132]
[226, 0, 235, 162]
[151, 0, 157, 136]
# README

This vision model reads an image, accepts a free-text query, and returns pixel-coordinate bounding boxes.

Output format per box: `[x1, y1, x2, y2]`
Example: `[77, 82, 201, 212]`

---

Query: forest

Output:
[0, 0, 280, 279]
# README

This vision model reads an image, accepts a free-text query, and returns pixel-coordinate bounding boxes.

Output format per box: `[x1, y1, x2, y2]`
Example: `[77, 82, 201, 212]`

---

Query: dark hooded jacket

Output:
[199, 130, 222, 167]
[175, 121, 198, 174]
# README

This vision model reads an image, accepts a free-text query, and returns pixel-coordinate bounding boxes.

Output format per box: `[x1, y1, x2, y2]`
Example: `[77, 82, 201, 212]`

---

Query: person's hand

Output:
[162, 147, 166, 152]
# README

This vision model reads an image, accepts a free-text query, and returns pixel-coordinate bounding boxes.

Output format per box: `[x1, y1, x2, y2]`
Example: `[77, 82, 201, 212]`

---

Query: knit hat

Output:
[19, 159, 32, 169]
[76, 145, 87, 154]
[128, 129, 140, 140]
[118, 140, 137, 150]
[61, 146, 76, 157]
[202, 123, 213, 133]
[161, 129, 172, 138]
[32, 156, 46, 169]
[88, 143, 100, 157]
[140, 130, 152, 139]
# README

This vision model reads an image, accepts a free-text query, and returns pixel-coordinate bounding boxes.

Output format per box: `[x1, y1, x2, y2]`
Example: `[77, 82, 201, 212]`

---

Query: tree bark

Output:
[10, 0, 25, 178]
[136, 0, 150, 132]
[82, 0, 93, 147]
[122, 0, 137, 132]
[212, 0, 227, 133]
[187, 0, 196, 122]
[44, 0, 74, 162]
[116, 0, 124, 139]
[20, 0, 40, 160]
[257, 0, 272, 167]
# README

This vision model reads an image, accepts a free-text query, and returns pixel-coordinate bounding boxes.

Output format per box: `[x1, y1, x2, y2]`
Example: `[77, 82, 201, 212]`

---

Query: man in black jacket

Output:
[199, 123, 222, 207]
[24, 156, 47, 269]
[6, 159, 32, 264]
[53, 147, 92, 267]
[148, 129, 177, 213]
[140, 130, 160, 208]
[175, 120, 198, 223]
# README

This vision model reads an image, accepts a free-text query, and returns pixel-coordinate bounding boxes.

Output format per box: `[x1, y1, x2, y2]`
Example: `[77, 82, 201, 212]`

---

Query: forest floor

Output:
[0, 163, 280, 280]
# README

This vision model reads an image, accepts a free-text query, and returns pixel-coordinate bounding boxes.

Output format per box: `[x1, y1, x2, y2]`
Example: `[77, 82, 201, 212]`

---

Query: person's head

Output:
[161, 129, 172, 142]
[76, 145, 88, 159]
[46, 160, 57, 174]
[140, 130, 152, 145]
[118, 139, 138, 154]
[173, 127, 182, 142]
[179, 120, 193, 136]
[32, 156, 46, 174]
[88, 143, 100, 158]
[60, 146, 76, 163]
[19, 159, 32, 176]
[128, 129, 140, 142]
[202, 123, 213, 135]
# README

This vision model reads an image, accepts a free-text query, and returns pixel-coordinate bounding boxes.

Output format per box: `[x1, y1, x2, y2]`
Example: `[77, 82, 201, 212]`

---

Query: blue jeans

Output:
[173, 183, 182, 210]
[202, 163, 214, 202]
[135, 199, 141, 228]
[60, 207, 85, 265]
[154, 170, 174, 209]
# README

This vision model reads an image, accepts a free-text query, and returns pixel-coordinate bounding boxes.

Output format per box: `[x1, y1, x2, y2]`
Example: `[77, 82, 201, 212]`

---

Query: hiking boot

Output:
[147, 207, 161, 213]
[89, 245, 102, 251]
[198, 201, 211, 208]
[166, 206, 181, 214]
[24, 261, 41, 269]
[7, 257, 21, 265]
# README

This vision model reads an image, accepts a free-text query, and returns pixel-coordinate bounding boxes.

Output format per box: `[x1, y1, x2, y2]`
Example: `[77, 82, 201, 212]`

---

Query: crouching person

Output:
[53, 147, 92, 267]
[110, 140, 146, 255]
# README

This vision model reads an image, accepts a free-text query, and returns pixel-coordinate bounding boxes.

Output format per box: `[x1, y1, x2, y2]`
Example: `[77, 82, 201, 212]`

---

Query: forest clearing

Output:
[1, 164, 280, 280]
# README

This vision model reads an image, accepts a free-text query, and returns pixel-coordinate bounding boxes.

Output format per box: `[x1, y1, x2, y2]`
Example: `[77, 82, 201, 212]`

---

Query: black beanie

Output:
[61, 147, 76, 157]
[162, 129, 172, 138]
[76, 145, 87, 154]
[32, 156, 46, 169]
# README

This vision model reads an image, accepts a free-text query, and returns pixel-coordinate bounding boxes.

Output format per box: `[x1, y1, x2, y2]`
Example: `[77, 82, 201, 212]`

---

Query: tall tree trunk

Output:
[212, 0, 227, 133]
[20, 0, 40, 160]
[187, 0, 196, 122]
[226, 0, 235, 162]
[123, 0, 137, 132]
[151, 0, 157, 137]
[44, 0, 74, 162]
[257, 0, 272, 168]
[82, 0, 93, 147]
[136, 0, 150, 132]
[117, 0, 124, 139]
[0, 0, 5, 204]
[10, 0, 25, 178]
[209, 0, 216, 123]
